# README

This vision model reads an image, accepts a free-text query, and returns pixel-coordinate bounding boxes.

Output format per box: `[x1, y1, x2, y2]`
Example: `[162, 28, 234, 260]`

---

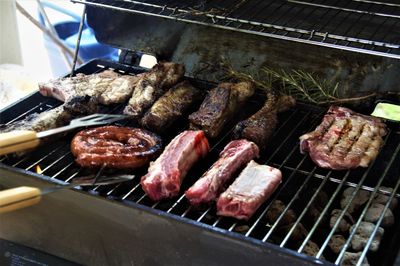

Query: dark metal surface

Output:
[1, 59, 400, 265]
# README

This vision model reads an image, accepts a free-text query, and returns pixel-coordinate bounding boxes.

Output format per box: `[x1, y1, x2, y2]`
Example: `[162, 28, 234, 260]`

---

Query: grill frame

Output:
[1, 59, 400, 265]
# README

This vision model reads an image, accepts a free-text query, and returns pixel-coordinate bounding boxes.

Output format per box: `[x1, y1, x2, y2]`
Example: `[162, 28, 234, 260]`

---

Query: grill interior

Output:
[1, 59, 400, 265]
[71, 0, 400, 59]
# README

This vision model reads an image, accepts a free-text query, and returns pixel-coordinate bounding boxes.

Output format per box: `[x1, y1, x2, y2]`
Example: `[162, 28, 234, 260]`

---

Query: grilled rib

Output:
[299, 106, 387, 170]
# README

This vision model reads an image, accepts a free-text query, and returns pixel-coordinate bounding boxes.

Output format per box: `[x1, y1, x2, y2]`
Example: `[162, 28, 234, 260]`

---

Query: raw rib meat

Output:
[39, 70, 140, 105]
[299, 106, 387, 170]
[217, 160, 282, 220]
[185, 139, 259, 206]
[141, 130, 209, 201]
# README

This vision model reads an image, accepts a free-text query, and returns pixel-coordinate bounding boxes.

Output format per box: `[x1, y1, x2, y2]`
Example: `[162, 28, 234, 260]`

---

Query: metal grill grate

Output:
[71, 0, 400, 59]
[1, 60, 400, 265]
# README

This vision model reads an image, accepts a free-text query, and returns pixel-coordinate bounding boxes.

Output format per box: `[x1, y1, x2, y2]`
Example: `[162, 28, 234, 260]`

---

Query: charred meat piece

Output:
[185, 139, 259, 206]
[0, 96, 99, 134]
[217, 160, 282, 220]
[71, 126, 162, 169]
[141, 130, 209, 201]
[189, 81, 255, 138]
[39, 70, 140, 105]
[141, 81, 203, 132]
[124, 62, 185, 119]
[299, 106, 387, 170]
[233, 94, 295, 149]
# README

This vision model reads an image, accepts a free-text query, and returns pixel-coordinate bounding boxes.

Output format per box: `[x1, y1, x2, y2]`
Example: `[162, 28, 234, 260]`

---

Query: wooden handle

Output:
[0, 186, 41, 214]
[0, 130, 39, 155]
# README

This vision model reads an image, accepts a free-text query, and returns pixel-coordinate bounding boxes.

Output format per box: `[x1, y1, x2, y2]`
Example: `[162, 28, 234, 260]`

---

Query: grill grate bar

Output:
[23, 145, 67, 171]
[334, 133, 400, 263]
[352, 0, 400, 7]
[288, 0, 400, 19]
[279, 170, 332, 247]
[72, 0, 400, 58]
[51, 161, 75, 179]
[357, 173, 400, 265]
[3, 102, 51, 125]
[316, 130, 394, 259]
[262, 167, 317, 242]
[297, 170, 351, 253]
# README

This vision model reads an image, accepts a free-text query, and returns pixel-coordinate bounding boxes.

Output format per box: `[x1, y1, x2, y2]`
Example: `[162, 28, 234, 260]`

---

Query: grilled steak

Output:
[299, 106, 387, 170]
[124, 62, 185, 119]
[189, 81, 255, 138]
[217, 160, 282, 220]
[141, 81, 203, 132]
[233, 94, 295, 149]
[141, 130, 209, 201]
[39, 70, 140, 105]
[185, 139, 259, 206]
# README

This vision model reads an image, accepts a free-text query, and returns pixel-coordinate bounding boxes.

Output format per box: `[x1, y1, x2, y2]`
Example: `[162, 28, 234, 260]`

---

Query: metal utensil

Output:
[0, 174, 134, 214]
[0, 113, 129, 156]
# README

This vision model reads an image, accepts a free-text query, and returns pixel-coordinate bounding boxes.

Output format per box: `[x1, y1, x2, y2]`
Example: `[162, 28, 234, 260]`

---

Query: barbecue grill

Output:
[1, 1, 400, 265]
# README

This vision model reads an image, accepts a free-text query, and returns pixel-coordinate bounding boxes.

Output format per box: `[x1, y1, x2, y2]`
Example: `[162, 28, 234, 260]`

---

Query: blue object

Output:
[38, 1, 118, 75]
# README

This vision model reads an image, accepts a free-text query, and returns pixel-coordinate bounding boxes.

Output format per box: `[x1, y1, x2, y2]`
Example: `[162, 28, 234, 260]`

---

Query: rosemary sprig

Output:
[224, 63, 378, 105]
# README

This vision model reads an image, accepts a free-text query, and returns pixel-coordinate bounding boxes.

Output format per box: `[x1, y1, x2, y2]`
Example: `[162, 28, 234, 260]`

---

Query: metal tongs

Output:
[0, 173, 135, 214]
[0, 113, 129, 156]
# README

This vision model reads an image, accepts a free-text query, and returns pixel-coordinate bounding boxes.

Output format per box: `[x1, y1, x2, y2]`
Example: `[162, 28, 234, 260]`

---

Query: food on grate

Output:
[124, 62, 185, 119]
[185, 139, 259, 206]
[342, 252, 370, 266]
[71, 126, 162, 169]
[330, 209, 354, 233]
[189, 81, 255, 138]
[341, 187, 371, 214]
[233, 94, 295, 149]
[0, 96, 99, 134]
[299, 106, 387, 170]
[350, 221, 384, 252]
[39, 70, 140, 105]
[141, 81, 203, 132]
[364, 203, 394, 228]
[216, 160, 282, 220]
[329, 235, 346, 254]
[141, 130, 209, 201]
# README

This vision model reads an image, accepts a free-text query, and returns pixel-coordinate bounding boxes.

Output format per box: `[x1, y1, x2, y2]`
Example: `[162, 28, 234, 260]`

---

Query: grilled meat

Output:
[217, 160, 282, 220]
[71, 126, 162, 169]
[124, 62, 185, 119]
[39, 70, 140, 105]
[0, 96, 99, 133]
[189, 81, 255, 138]
[185, 139, 259, 206]
[233, 94, 295, 149]
[141, 130, 209, 201]
[141, 81, 203, 132]
[300, 106, 387, 170]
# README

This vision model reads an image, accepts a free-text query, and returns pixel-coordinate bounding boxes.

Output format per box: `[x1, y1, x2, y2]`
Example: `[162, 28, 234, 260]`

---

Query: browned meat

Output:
[189, 81, 255, 138]
[233, 94, 295, 149]
[39, 70, 140, 105]
[185, 139, 259, 206]
[300, 106, 387, 170]
[141, 81, 203, 132]
[216, 160, 282, 220]
[124, 62, 185, 119]
[141, 130, 209, 201]
[71, 126, 162, 169]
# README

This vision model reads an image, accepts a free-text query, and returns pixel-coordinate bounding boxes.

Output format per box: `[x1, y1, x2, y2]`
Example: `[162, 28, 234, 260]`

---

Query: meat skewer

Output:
[185, 139, 259, 206]
[217, 160, 282, 220]
[189, 81, 255, 138]
[299, 106, 387, 170]
[141, 81, 203, 133]
[232, 94, 295, 149]
[124, 62, 185, 119]
[141, 130, 209, 201]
